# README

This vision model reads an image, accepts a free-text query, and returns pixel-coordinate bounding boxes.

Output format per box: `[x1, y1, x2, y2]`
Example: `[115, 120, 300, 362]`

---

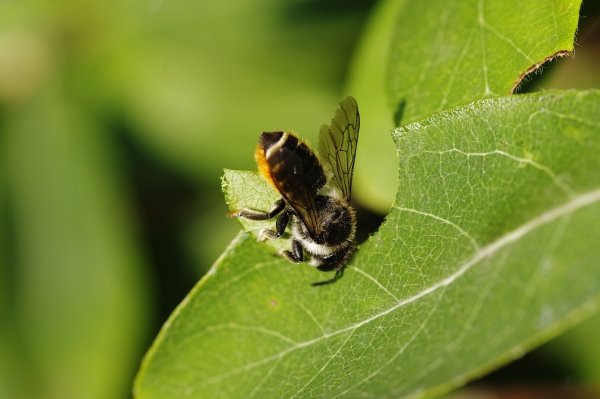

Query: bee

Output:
[235, 96, 360, 286]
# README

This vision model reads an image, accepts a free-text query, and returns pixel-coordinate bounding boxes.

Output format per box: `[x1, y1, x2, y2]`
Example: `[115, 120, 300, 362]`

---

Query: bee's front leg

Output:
[235, 198, 285, 220]
[282, 239, 303, 263]
[258, 211, 289, 241]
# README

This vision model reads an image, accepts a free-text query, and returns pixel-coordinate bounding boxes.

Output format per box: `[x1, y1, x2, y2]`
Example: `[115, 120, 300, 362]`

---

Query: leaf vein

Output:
[482, 21, 535, 63]
[296, 301, 327, 335]
[350, 267, 400, 302]
[420, 148, 574, 196]
[393, 206, 480, 250]
[290, 329, 357, 398]
[331, 287, 446, 397]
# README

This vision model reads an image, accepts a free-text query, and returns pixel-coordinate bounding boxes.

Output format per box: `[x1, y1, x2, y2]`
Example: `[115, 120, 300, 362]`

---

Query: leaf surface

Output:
[388, 0, 582, 123]
[350, 0, 582, 211]
[135, 90, 600, 398]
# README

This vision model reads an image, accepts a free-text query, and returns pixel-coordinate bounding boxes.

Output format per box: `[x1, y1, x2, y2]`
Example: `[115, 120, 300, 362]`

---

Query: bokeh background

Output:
[0, 1, 598, 399]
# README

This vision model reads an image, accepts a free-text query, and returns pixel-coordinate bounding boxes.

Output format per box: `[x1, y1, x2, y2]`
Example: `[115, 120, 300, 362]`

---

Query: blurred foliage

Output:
[1, 84, 150, 399]
[0, 0, 598, 398]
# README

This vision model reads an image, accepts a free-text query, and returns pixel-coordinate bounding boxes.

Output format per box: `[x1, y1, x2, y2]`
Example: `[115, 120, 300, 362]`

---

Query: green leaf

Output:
[135, 90, 600, 398]
[388, 0, 582, 123]
[220, 169, 290, 255]
[349, 0, 582, 211]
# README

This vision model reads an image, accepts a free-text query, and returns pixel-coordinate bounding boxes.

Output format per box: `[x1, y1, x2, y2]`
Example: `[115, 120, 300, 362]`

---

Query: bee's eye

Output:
[331, 210, 342, 220]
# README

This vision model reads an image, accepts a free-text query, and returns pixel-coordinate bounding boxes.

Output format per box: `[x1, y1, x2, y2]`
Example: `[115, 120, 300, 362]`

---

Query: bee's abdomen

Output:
[257, 131, 326, 194]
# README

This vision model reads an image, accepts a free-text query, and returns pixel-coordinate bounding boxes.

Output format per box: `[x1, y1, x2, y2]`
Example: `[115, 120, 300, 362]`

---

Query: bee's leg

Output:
[258, 211, 289, 241]
[282, 239, 303, 263]
[235, 198, 285, 220]
[311, 246, 355, 286]
[311, 268, 344, 286]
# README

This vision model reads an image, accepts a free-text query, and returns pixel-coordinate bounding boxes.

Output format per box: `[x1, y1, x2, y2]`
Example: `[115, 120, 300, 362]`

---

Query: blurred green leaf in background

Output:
[1, 84, 150, 399]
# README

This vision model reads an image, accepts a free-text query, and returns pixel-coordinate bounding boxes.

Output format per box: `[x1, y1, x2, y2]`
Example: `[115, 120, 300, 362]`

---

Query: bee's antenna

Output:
[311, 267, 345, 287]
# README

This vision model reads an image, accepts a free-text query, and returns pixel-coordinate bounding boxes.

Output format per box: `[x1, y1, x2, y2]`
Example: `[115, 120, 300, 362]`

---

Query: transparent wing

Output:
[319, 96, 360, 200]
[282, 189, 322, 238]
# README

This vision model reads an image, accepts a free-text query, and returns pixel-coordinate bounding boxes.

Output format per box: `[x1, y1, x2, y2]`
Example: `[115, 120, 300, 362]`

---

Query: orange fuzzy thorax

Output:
[255, 144, 277, 189]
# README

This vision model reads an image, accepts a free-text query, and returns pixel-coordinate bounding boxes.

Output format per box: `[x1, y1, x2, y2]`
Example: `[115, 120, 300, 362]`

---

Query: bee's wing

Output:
[319, 96, 360, 200]
[259, 132, 326, 238]
[282, 188, 322, 238]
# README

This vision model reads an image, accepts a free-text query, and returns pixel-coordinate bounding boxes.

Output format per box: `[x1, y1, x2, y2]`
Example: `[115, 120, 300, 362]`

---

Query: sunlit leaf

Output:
[135, 90, 600, 398]
[349, 0, 582, 211]
[388, 0, 582, 122]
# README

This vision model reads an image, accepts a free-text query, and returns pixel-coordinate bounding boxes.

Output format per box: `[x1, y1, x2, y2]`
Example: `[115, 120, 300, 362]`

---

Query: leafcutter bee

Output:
[235, 96, 359, 286]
